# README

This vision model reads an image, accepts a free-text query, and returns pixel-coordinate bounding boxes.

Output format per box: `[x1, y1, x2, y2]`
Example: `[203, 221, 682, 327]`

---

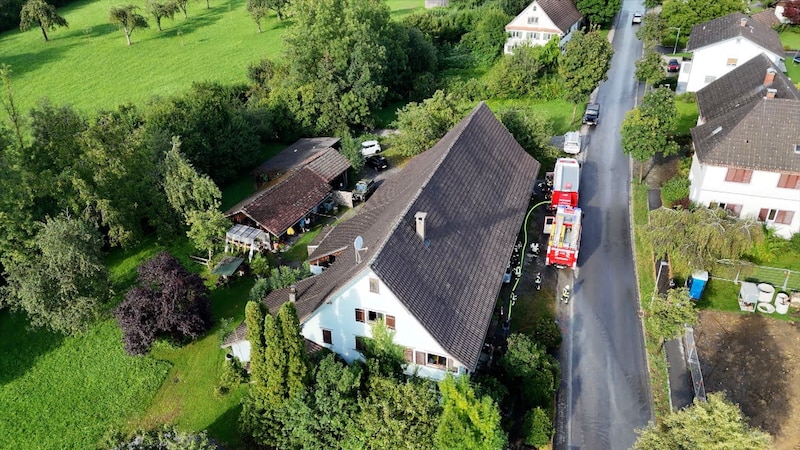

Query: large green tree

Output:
[109, 5, 149, 46]
[163, 137, 222, 219]
[647, 288, 698, 349]
[76, 104, 173, 247]
[488, 38, 559, 98]
[1, 214, 109, 335]
[636, 12, 666, 49]
[560, 29, 614, 121]
[265, 0, 289, 20]
[496, 108, 556, 165]
[277, 0, 392, 133]
[246, 0, 269, 32]
[460, 8, 510, 67]
[645, 207, 764, 270]
[19, 0, 67, 41]
[635, 50, 666, 88]
[435, 375, 507, 450]
[661, 0, 746, 33]
[389, 90, 465, 157]
[577, 0, 621, 27]
[634, 392, 771, 449]
[500, 333, 559, 408]
[621, 87, 679, 182]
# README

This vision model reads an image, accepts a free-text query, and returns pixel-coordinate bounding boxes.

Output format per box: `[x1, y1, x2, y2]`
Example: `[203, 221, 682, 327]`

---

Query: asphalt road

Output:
[555, 3, 653, 449]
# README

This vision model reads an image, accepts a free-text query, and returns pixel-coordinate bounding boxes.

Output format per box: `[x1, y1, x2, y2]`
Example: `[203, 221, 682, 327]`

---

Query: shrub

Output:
[522, 407, 554, 447]
[114, 252, 212, 355]
[250, 253, 271, 278]
[531, 316, 562, 352]
[217, 356, 248, 395]
[661, 175, 690, 208]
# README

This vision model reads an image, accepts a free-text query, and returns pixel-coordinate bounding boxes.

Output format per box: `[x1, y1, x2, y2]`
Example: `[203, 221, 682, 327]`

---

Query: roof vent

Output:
[766, 88, 777, 99]
[740, 17, 747, 27]
[414, 211, 428, 242]
[711, 126, 723, 136]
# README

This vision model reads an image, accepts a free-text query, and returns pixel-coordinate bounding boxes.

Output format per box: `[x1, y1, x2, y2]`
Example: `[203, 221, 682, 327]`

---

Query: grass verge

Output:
[0, 313, 170, 449]
[631, 182, 671, 419]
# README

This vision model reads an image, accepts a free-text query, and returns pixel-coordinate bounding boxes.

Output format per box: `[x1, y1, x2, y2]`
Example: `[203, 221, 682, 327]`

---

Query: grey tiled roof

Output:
[264, 102, 541, 371]
[686, 13, 784, 57]
[538, 0, 582, 33]
[252, 137, 341, 176]
[696, 53, 800, 123]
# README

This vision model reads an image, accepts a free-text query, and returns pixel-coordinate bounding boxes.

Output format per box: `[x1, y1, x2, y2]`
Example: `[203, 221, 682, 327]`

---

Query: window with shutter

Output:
[776, 210, 795, 225]
[355, 336, 365, 352]
[386, 315, 396, 330]
[725, 168, 752, 183]
[404, 348, 413, 362]
[322, 329, 332, 345]
[415, 351, 425, 365]
[355, 308, 365, 323]
[759, 208, 769, 222]
[778, 174, 800, 189]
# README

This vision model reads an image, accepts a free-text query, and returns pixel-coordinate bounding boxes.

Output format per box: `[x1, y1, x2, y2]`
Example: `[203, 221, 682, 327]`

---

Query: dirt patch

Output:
[694, 310, 800, 449]
[633, 151, 683, 188]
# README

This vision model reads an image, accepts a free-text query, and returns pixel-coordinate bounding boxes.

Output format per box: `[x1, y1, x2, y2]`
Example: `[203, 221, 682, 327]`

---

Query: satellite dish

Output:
[354, 236, 365, 264]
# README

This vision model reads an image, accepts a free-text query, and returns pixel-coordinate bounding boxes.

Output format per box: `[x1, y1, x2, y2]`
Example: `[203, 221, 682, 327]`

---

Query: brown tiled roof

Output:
[264, 102, 540, 371]
[226, 167, 331, 236]
[537, 0, 582, 33]
[696, 53, 800, 123]
[686, 13, 784, 57]
[750, 9, 781, 28]
[693, 54, 800, 172]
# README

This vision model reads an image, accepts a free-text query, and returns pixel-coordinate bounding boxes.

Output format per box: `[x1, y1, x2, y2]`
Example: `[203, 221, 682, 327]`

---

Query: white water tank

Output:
[776, 292, 790, 314]
[758, 283, 775, 303]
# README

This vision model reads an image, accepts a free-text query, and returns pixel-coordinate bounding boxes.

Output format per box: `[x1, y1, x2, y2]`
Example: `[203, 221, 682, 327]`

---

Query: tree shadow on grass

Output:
[0, 311, 64, 386]
[62, 23, 119, 40]
[206, 401, 244, 447]
[1, 42, 79, 79]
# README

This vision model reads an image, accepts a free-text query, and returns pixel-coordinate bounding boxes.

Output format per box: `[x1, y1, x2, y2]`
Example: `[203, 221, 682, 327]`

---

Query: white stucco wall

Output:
[228, 340, 251, 363]
[776, 5, 791, 24]
[689, 155, 800, 237]
[685, 41, 782, 93]
[503, 1, 565, 54]
[301, 269, 466, 380]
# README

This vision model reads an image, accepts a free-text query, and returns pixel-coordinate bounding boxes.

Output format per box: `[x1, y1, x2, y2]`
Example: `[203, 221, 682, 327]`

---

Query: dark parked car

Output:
[366, 155, 388, 171]
[667, 59, 680, 72]
[794, 55, 800, 64]
[582, 103, 600, 126]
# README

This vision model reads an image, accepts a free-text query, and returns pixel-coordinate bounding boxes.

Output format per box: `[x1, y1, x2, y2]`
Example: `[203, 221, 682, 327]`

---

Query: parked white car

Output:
[360, 140, 382, 156]
[563, 131, 582, 154]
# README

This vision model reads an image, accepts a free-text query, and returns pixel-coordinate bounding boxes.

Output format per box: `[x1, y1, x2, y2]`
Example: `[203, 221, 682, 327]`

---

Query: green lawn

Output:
[780, 27, 800, 51]
[0, 314, 170, 449]
[0, 0, 424, 121]
[674, 97, 699, 135]
[485, 98, 577, 135]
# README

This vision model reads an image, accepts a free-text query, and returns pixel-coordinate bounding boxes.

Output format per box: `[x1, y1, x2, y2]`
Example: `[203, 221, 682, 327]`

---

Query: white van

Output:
[563, 131, 581, 154]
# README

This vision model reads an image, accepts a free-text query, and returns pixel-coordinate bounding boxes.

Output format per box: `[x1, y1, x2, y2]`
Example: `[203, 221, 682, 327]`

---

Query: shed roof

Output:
[226, 167, 332, 236]
[264, 102, 540, 371]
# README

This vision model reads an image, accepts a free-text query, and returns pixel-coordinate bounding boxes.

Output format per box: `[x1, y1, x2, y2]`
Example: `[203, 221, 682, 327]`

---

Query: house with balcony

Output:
[688, 54, 800, 238]
[503, 0, 582, 54]
[223, 103, 541, 379]
[677, 13, 785, 93]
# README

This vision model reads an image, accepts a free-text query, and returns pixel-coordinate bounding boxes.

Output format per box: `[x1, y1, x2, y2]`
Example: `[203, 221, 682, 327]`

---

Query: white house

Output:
[503, 0, 582, 54]
[774, 0, 794, 24]
[688, 54, 800, 238]
[677, 13, 785, 93]
[223, 103, 541, 380]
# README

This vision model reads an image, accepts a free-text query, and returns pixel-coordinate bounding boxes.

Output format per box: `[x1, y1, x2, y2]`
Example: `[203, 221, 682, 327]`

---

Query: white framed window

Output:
[704, 75, 716, 83]
[527, 16, 539, 24]
[759, 209, 794, 225]
[369, 277, 379, 293]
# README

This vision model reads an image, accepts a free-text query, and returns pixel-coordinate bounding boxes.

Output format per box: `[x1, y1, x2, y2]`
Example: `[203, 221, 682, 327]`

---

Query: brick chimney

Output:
[289, 284, 297, 303]
[740, 17, 747, 26]
[766, 88, 777, 99]
[414, 212, 428, 241]
[764, 68, 776, 86]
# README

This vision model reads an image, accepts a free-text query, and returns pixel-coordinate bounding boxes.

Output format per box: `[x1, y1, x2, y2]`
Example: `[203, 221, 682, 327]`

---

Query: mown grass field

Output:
[0, 314, 171, 449]
[0, 0, 424, 120]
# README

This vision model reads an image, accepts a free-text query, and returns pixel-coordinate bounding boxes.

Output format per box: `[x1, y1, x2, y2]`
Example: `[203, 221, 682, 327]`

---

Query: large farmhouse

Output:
[223, 103, 541, 379]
